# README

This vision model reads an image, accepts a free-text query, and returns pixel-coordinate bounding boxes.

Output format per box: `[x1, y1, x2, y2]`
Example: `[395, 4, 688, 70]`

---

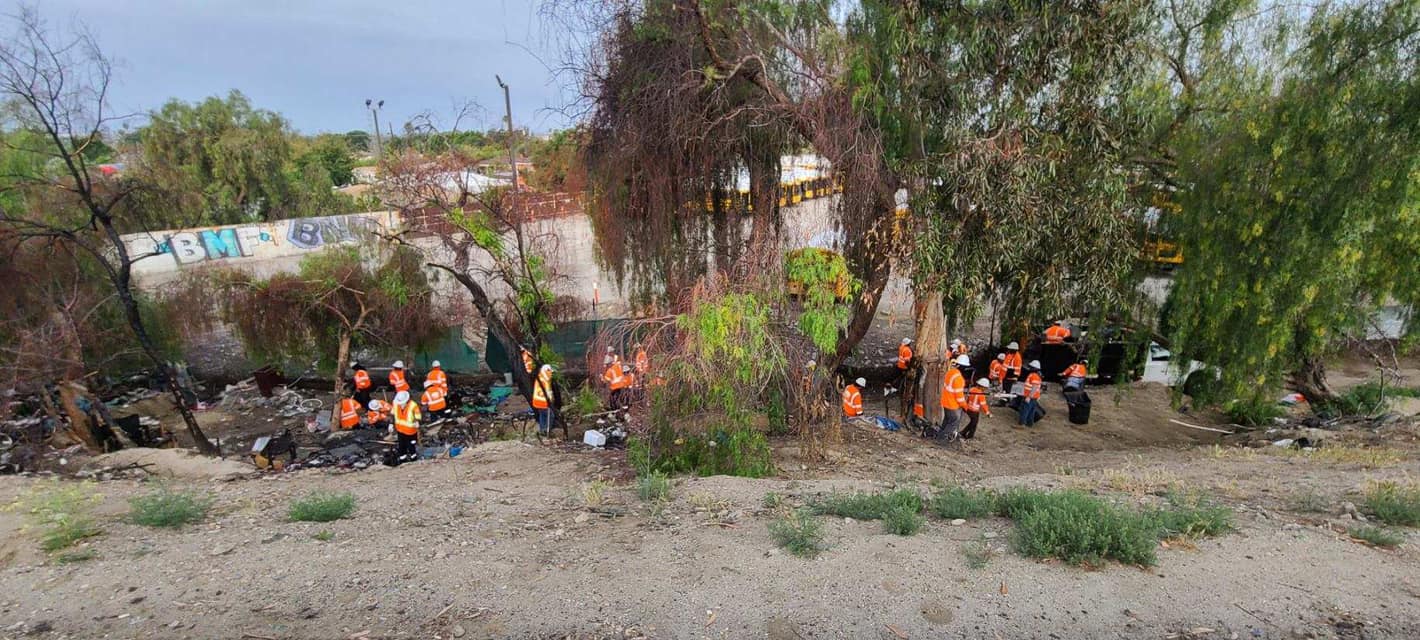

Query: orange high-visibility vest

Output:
[896, 344, 913, 370]
[1062, 364, 1087, 379]
[940, 368, 966, 410]
[635, 349, 649, 375]
[339, 398, 361, 429]
[353, 370, 371, 391]
[393, 401, 421, 436]
[421, 387, 446, 412]
[425, 367, 448, 393]
[989, 360, 1007, 384]
[1045, 325, 1070, 344]
[1003, 352, 1022, 376]
[954, 343, 969, 358]
[842, 384, 863, 417]
[1023, 372, 1043, 399]
[366, 400, 390, 424]
[532, 370, 552, 409]
[965, 387, 991, 416]
[389, 369, 409, 392]
[913, 402, 924, 418]
[604, 364, 629, 391]
[521, 349, 535, 374]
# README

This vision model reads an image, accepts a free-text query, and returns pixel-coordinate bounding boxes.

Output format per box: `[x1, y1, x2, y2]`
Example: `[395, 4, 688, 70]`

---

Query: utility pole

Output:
[495, 75, 520, 192]
[365, 98, 384, 158]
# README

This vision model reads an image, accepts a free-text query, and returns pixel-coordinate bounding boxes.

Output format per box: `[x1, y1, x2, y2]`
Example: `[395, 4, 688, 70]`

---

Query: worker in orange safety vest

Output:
[1019, 360, 1044, 427]
[424, 360, 448, 394]
[896, 338, 914, 371]
[988, 354, 1008, 389]
[634, 343, 649, 376]
[1044, 321, 1071, 345]
[366, 399, 391, 430]
[338, 397, 362, 430]
[388, 360, 410, 393]
[351, 362, 373, 406]
[961, 378, 992, 440]
[392, 391, 421, 462]
[604, 357, 631, 409]
[939, 355, 969, 441]
[420, 380, 447, 419]
[1002, 342, 1023, 391]
[1061, 358, 1088, 391]
[842, 377, 865, 417]
[531, 364, 556, 436]
[520, 346, 535, 375]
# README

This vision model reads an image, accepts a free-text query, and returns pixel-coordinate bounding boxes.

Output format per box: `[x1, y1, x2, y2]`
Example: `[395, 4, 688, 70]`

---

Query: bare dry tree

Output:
[0, 7, 217, 452]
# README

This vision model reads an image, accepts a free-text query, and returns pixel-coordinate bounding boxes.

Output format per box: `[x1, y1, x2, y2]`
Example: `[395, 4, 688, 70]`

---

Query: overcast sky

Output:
[38, 0, 576, 134]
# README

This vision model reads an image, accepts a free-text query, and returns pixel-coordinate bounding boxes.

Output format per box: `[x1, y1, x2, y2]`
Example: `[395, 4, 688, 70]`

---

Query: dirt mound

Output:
[85, 448, 253, 481]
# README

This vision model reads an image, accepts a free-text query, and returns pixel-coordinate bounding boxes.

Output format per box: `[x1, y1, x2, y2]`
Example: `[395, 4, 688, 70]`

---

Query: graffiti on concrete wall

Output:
[124, 212, 399, 269]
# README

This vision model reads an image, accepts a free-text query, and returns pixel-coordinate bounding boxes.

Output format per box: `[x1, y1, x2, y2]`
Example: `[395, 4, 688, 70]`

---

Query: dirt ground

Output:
[4, 379, 1420, 639]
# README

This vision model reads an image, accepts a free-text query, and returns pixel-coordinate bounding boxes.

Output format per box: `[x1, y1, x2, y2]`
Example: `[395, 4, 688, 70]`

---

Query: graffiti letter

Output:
[288, 220, 322, 248]
[168, 232, 205, 264]
[236, 226, 267, 254]
[199, 228, 243, 260]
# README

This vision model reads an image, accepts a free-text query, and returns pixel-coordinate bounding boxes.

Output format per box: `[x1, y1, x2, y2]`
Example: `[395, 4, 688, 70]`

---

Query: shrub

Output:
[928, 487, 999, 520]
[814, 489, 923, 521]
[13, 482, 103, 552]
[1349, 525, 1404, 548]
[288, 492, 356, 522]
[581, 481, 609, 508]
[762, 492, 785, 509]
[627, 426, 775, 478]
[129, 487, 211, 528]
[962, 541, 994, 569]
[312, 530, 335, 541]
[1150, 492, 1235, 539]
[1364, 482, 1420, 526]
[637, 472, 672, 503]
[1289, 489, 1331, 513]
[769, 509, 825, 558]
[1325, 382, 1420, 417]
[1224, 399, 1286, 426]
[1009, 491, 1161, 566]
[882, 504, 925, 536]
[569, 383, 602, 419]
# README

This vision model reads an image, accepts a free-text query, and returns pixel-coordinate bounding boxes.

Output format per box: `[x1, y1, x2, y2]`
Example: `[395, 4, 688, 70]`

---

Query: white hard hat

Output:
[431, 360, 441, 368]
[806, 360, 816, 369]
[1053, 320, 1063, 325]
[955, 355, 971, 367]
[1006, 341, 1019, 350]
[996, 353, 1006, 361]
[1028, 360, 1041, 369]
[394, 391, 410, 404]
[854, 378, 867, 387]
[368, 400, 381, 410]
[976, 378, 991, 387]
[950, 339, 961, 346]
[603, 355, 614, 366]
[605, 346, 614, 353]
[423, 380, 434, 388]
[540, 364, 554, 374]
[901, 338, 912, 345]
[392, 360, 405, 369]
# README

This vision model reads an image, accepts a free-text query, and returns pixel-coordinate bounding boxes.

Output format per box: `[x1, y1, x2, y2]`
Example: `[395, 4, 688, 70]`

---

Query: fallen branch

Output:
[1167, 419, 1234, 435]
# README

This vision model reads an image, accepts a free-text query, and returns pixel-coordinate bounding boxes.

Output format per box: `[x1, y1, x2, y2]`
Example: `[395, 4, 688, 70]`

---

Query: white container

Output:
[582, 430, 607, 448]
[504, 372, 513, 385]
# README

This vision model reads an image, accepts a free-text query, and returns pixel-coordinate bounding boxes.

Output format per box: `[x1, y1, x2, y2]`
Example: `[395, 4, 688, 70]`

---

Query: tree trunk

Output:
[114, 274, 218, 454]
[1289, 356, 1337, 407]
[916, 291, 947, 425]
[332, 330, 353, 425]
[430, 263, 535, 403]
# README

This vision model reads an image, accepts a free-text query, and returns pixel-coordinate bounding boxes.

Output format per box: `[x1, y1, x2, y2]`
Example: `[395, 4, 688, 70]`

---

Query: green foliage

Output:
[762, 492, 785, 509]
[785, 248, 859, 352]
[1364, 482, 1420, 527]
[1348, 525, 1404, 548]
[768, 508, 825, 558]
[569, 383, 602, 418]
[288, 492, 357, 522]
[12, 482, 103, 552]
[637, 472, 672, 503]
[1149, 492, 1235, 539]
[881, 504, 925, 536]
[312, 530, 335, 542]
[55, 548, 98, 564]
[1166, 2, 1420, 406]
[293, 134, 356, 186]
[627, 425, 775, 479]
[1009, 491, 1161, 567]
[128, 487, 212, 528]
[1326, 382, 1420, 418]
[928, 487, 999, 520]
[962, 540, 995, 569]
[813, 489, 923, 521]
[1224, 399, 1287, 426]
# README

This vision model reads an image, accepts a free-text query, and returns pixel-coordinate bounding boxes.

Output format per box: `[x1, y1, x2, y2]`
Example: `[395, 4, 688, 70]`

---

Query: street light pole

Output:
[365, 98, 385, 158]
[494, 75, 519, 192]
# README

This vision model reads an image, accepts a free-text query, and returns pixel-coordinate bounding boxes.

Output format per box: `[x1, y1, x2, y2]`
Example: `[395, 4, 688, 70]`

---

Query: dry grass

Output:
[580, 481, 610, 508]
[1207, 443, 1406, 468]
[1098, 465, 1180, 496]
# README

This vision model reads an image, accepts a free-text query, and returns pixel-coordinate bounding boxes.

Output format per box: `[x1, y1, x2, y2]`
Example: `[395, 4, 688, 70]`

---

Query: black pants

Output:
[396, 432, 418, 459]
[960, 411, 980, 440]
[353, 388, 371, 407]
